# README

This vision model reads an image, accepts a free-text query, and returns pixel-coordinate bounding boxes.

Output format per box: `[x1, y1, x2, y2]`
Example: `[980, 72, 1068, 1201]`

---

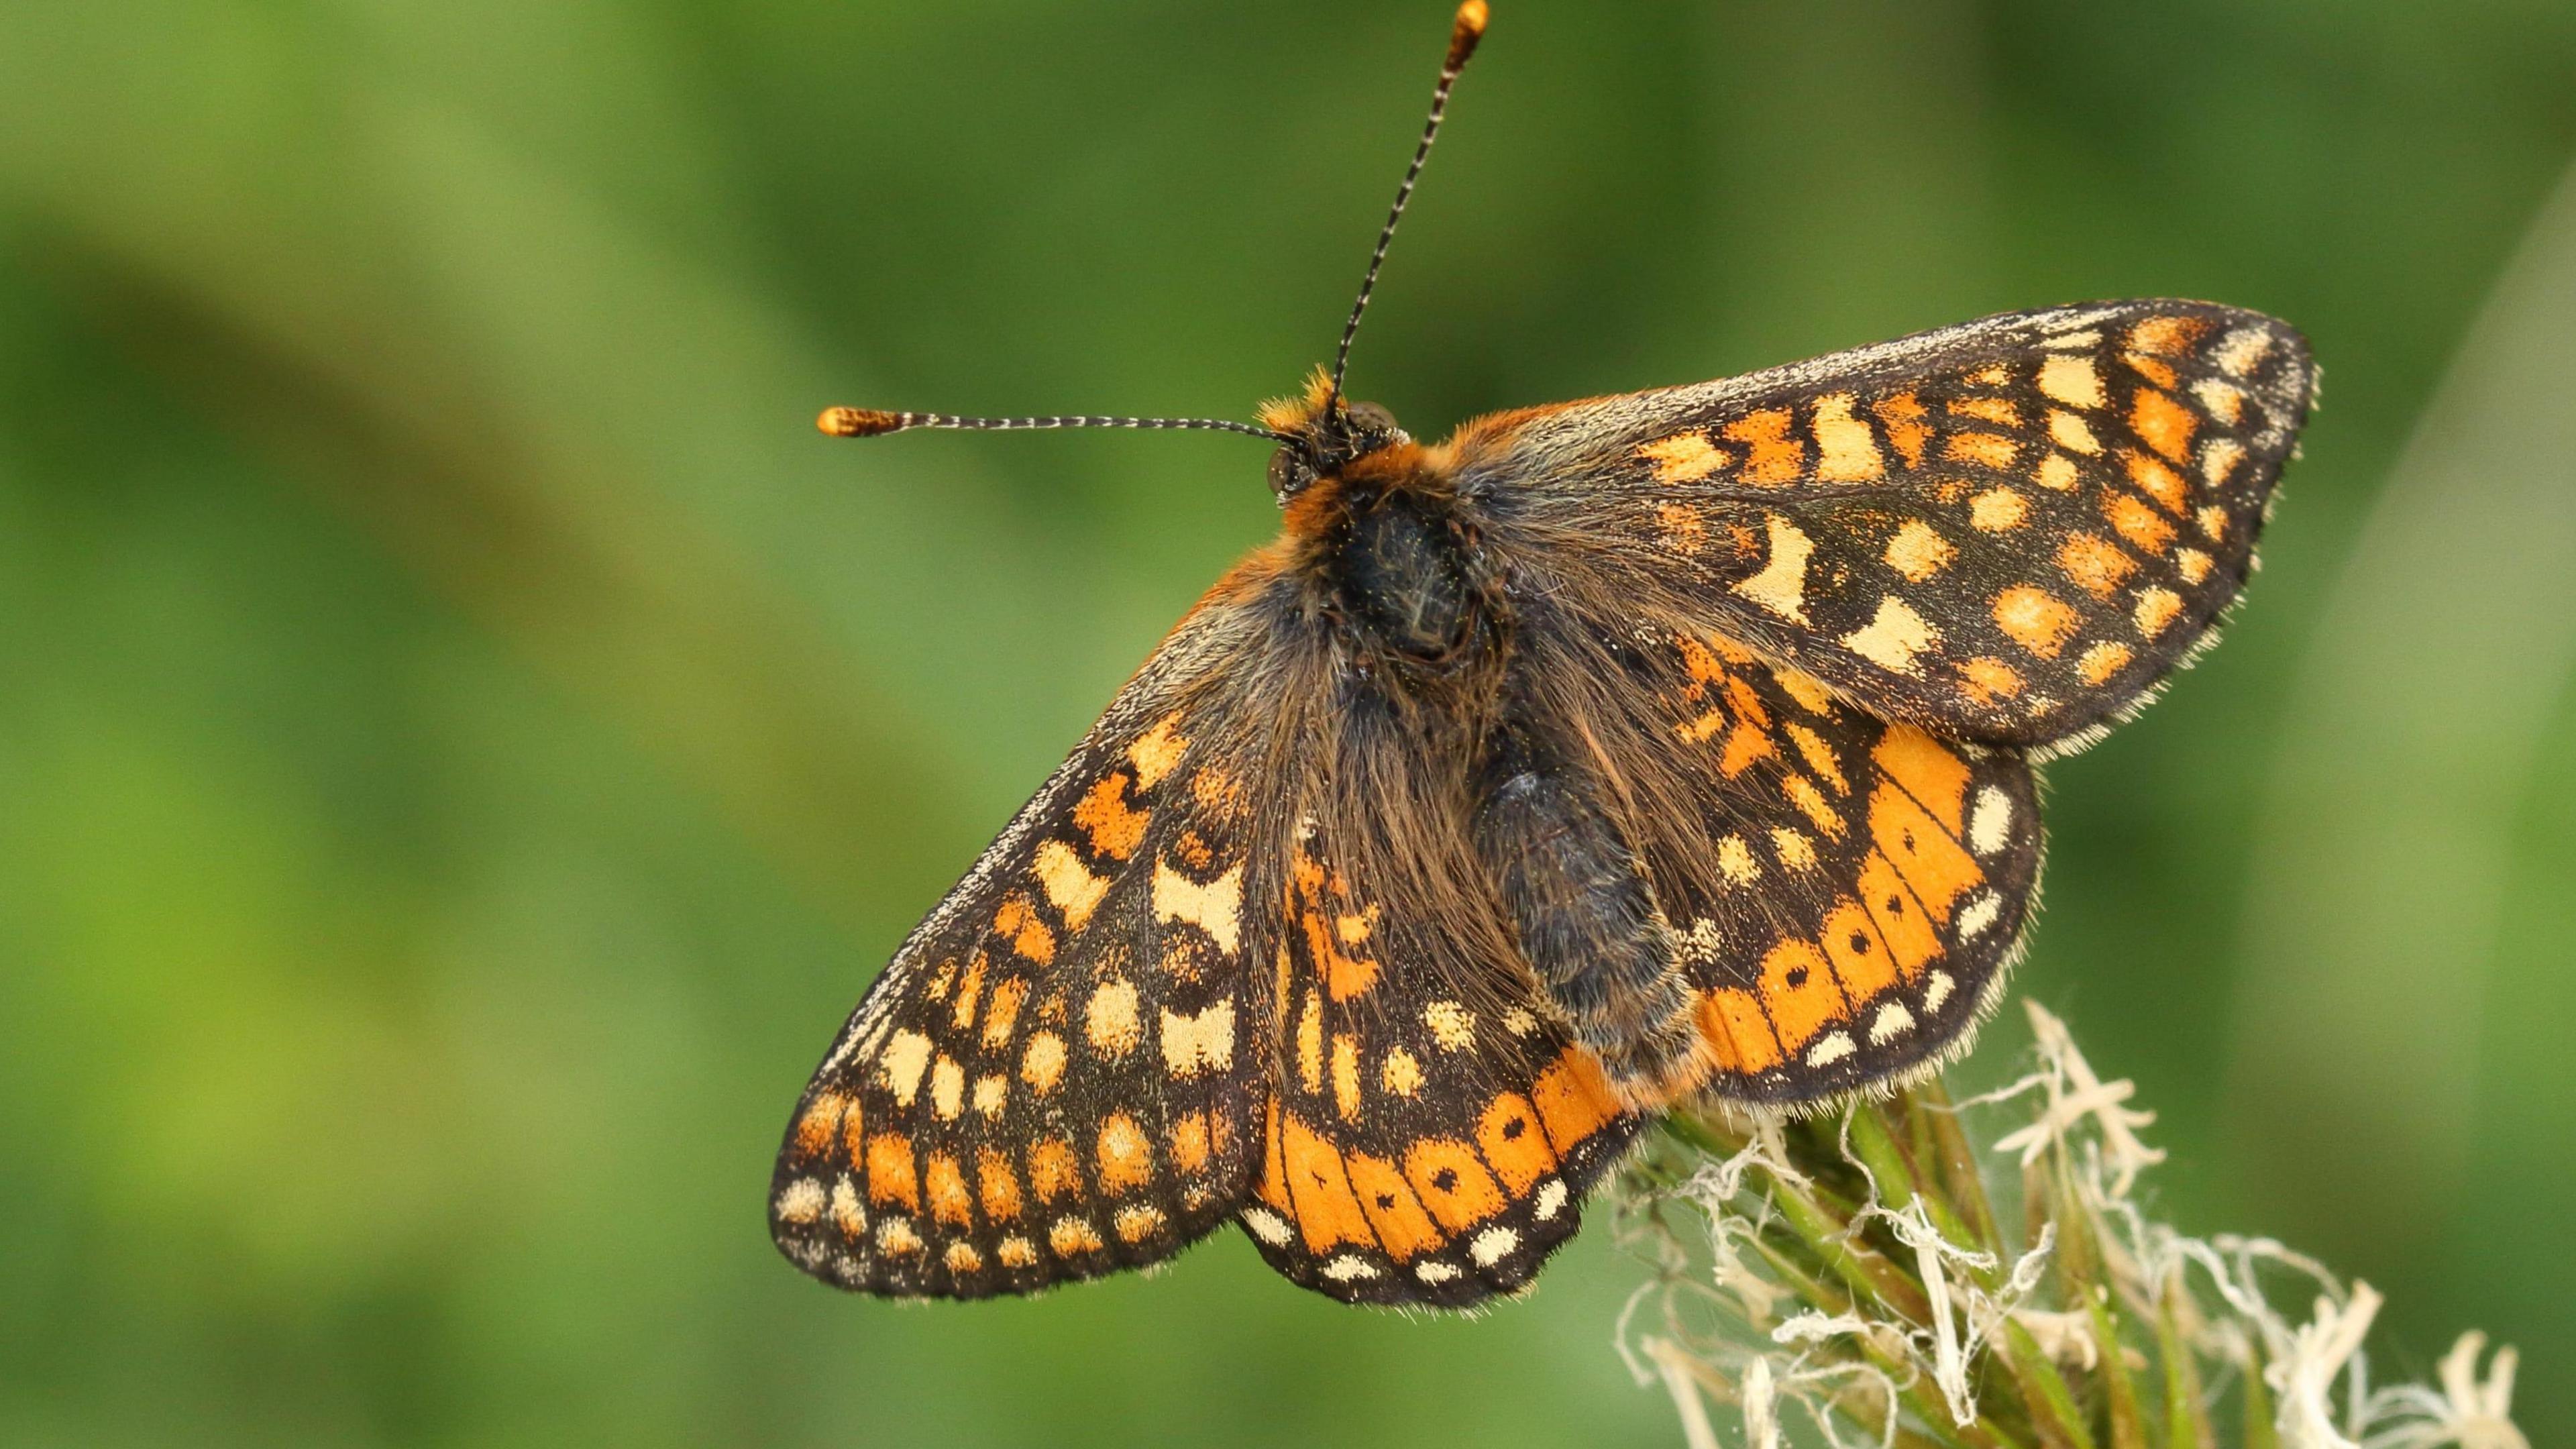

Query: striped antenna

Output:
[817, 408, 1286, 443]
[1325, 1, 1490, 413]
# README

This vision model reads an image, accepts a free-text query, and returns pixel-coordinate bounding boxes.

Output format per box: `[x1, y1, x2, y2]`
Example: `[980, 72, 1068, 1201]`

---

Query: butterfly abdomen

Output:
[1471, 736, 1699, 1098]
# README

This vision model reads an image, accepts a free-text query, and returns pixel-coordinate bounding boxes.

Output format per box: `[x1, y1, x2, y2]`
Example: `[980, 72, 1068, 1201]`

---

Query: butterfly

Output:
[771, 0, 2314, 1309]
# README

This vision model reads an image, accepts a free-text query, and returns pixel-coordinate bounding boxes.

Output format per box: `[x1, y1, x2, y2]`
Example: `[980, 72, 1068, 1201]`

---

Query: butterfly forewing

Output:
[770, 604, 1274, 1297]
[1462, 301, 2315, 747]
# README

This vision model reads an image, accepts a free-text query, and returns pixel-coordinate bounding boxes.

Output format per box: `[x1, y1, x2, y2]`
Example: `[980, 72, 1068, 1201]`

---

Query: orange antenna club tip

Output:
[1449, 1, 1488, 70]
[818, 407, 907, 437]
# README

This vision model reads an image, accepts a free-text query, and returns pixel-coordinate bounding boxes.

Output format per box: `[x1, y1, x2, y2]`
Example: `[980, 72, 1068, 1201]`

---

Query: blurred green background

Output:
[3, 1, 2573, 1444]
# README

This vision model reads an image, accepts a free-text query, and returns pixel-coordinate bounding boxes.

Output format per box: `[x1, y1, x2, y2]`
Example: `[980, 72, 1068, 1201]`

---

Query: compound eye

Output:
[1344, 401, 1400, 437]
[1268, 447, 1317, 501]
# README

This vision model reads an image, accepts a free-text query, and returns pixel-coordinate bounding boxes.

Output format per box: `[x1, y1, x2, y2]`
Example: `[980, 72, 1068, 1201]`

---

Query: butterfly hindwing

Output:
[1237, 821, 1642, 1306]
[770, 606, 1273, 1297]
[1627, 628, 2041, 1101]
[1458, 301, 2316, 748]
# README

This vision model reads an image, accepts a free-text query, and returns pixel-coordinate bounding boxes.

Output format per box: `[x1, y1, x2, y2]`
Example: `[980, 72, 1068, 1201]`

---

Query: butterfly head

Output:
[1259, 369, 1413, 506]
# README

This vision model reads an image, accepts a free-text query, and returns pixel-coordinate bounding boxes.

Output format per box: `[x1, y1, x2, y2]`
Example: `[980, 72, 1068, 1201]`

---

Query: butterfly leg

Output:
[1472, 732, 1699, 1102]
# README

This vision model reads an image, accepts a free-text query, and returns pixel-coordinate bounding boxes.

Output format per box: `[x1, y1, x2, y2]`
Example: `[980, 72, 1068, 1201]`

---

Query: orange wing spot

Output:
[1656, 502, 1708, 554]
[1127, 712, 1190, 788]
[1813, 394, 1886, 482]
[1028, 1137, 1083, 1204]
[1021, 1030, 1067, 1094]
[981, 975, 1027, 1051]
[2128, 314, 2208, 356]
[1637, 431, 1729, 483]
[925, 1152, 973, 1226]
[945, 1241, 983, 1275]
[1676, 633, 1727, 685]
[1257, 1100, 1291, 1212]
[1096, 1112, 1154, 1194]
[1477, 1093, 1559, 1195]
[1857, 850, 1941, 980]
[1330, 1032, 1361, 1120]
[1785, 722, 1850, 793]
[793, 1093, 850, 1159]
[2059, 531, 2140, 600]
[1957, 656, 2024, 706]
[1872, 725, 1972, 831]
[1532, 1046, 1623, 1153]
[1403, 1139, 1509, 1233]
[1722, 408, 1807, 485]
[2129, 388, 2198, 464]
[996, 1236, 1038, 1269]
[1346, 1152, 1444, 1262]
[1969, 363, 2012, 386]
[1756, 939, 1849, 1055]
[1944, 431, 2022, 469]
[2177, 547, 2214, 584]
[2123, 352, 2179, 389]
[1821, 898, 1900, 1003]
[1717, 673, 1778, 778]
[865, 1134, 920, 1210]
[1948, 396, 2021, 426]
[1300, 902, 1381, 1003]
[2197, 504, 2229, 542]
[2123, 450, 2191, 515]
[976, 1148, 1024, 1223]
[2103, 490, 2178, 555]
[1171, 1111, 1212, 1175]
[1189, 765, 1246, 819]
[1993, 585, 2080, 658]
[1071, 772, 1150, 861]
[1873, 392, 1933, 466]
[995, 894, 1055, 964]
[2078, 641, 2134, 686]
[951, 957, 988, 1034]
[1699, 986, 1783, 1073]
[1281, 1111, 1376, 1252]
[1773, 667, 1839, 714]
[1870, 786, 1984, 924]
[841, 1099, 870, 1163]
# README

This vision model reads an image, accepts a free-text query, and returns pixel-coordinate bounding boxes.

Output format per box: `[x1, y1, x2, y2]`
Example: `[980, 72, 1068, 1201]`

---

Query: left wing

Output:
[1448, 301, 2316, 749]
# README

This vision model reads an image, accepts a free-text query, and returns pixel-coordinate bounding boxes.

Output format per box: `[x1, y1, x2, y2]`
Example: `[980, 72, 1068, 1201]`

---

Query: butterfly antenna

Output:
[818, 408, 1287, 443]
[1325, 0, 1489, 413]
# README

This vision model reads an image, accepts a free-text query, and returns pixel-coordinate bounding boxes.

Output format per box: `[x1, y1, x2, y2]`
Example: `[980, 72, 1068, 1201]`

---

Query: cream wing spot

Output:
[878, 1029, 934, 1106]
[1425, 1000, 1476, 1050]
[1883, 520, 1955, 582]
[1840, 595, 1940, 676]
[930, 1056, 965, 1120]
[2039, 354, 2105, 409]
[1085, 978, 1142, 1057]
[1732, 515, 1815, 625]
[776, 1178, 826, 1224]
[1159, 998, 1235, 1076]
[1868, 1002, 1916, 1044]
[1032, 840, 1110, 931]
[1152, 861, 1244, 955]
[1969, 786, 2013, 856]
